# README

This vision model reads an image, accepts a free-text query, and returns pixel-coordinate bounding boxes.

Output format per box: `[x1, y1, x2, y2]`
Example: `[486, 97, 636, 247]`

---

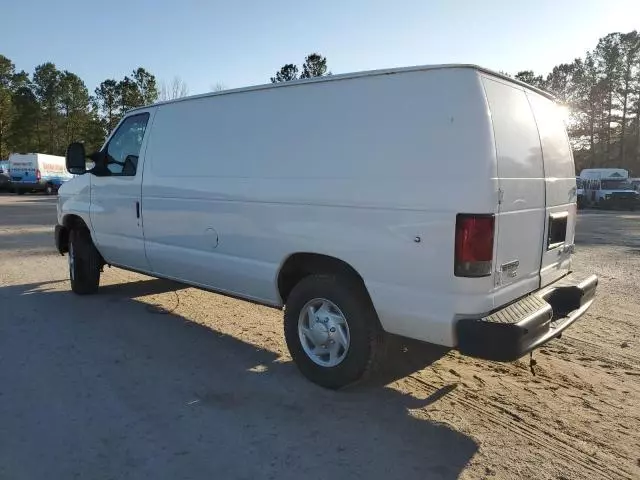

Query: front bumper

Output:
[55, 224, 69, 255]
[602, 195, 638, 209]
[456, 273, 598, 361]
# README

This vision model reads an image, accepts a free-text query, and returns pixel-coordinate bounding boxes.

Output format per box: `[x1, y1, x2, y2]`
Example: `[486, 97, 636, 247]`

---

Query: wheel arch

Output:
[62, 213, 91, 232]
[277, 252, 372, 305]
[58, 214, 93, 254]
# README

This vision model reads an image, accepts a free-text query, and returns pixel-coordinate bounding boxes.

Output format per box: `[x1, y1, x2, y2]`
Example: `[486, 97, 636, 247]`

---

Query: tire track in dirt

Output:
[404, 373, 636, 480]
[560, 335, 640, 370]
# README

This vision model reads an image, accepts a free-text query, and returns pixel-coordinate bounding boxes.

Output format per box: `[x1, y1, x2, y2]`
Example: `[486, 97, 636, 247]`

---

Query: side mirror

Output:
[66, 142, 87, 175]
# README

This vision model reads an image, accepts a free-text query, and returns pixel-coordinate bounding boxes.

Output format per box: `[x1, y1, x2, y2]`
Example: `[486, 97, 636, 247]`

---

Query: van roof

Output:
[131, 64, 555, 113]
[580, 168, 629, 180]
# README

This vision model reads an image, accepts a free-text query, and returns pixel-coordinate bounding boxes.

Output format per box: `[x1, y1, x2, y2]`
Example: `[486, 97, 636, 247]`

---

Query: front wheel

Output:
[68, 228, 101, 295]
[284, 274, 383, 389]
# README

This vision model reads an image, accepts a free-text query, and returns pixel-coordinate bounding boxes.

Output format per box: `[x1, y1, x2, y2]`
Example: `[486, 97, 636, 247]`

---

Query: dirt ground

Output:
[0, 194, 638, 480]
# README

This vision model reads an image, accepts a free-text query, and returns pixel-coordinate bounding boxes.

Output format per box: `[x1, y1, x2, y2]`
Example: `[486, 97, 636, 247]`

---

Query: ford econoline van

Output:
[55, 65, 597, 388]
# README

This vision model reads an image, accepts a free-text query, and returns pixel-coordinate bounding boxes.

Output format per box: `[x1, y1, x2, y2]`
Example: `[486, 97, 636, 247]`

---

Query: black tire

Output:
[16, 189, 25, 195]
[45, 184, 54, 195]
[284, 274, 383, 389]
[68, 228, 101, 295]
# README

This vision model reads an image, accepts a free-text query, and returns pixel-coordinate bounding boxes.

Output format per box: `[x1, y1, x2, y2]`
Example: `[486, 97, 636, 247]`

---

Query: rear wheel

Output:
[16, 189, 24, 195]
[284, 274, 383, 389]
[68, 228, 101, 295]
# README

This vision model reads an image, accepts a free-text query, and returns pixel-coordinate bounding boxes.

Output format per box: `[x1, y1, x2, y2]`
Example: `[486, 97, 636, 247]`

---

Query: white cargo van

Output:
[9, 153, 72, 194]
[55, 64, 597, 388]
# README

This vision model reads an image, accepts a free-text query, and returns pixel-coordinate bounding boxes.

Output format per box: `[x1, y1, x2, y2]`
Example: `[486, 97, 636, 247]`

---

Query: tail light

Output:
[36, 169, 41, 181]
[455, 214, 495, 277]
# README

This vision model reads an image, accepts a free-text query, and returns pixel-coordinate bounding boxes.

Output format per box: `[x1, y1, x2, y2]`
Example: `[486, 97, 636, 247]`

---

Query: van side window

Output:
[105, 113, 150, 176]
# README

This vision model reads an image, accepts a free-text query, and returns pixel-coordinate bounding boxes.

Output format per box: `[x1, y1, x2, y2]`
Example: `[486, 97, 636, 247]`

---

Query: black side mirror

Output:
[66, 142, 87, 175]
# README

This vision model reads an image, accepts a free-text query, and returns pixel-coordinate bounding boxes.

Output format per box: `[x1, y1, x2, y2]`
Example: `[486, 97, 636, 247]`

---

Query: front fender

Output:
[57, 176, 92, 229]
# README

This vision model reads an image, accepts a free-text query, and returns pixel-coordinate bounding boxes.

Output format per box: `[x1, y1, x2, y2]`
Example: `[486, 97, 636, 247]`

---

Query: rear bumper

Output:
[13, 181, 46, 191]
[456, 273, 598, 361]
[12, 180, 62, 191]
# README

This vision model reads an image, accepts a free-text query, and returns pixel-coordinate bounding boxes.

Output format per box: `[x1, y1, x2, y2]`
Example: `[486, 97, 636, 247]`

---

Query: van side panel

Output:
[141, 68, 496, 347]
[480, 76, 545, 307]
[37, 153, 73, 186]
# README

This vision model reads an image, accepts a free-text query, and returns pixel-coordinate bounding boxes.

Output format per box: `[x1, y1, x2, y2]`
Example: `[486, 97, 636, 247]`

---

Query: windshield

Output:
[601, 180, 632, 190]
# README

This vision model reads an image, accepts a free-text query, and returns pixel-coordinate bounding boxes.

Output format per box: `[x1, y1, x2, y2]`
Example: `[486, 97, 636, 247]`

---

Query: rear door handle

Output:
[136, 201, 140, 218]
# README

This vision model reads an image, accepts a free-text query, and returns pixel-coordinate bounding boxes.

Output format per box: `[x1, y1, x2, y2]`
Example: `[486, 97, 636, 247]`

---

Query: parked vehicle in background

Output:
[580, 168, 639, 210]
[55, 64, 597, 389]
[8, 153, 72, 195]
[576, 176, 584, 209]
[0, 160, 10, 191]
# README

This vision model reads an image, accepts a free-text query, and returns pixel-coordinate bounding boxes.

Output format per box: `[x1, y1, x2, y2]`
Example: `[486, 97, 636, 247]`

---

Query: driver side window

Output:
[105, 113, 150, 176]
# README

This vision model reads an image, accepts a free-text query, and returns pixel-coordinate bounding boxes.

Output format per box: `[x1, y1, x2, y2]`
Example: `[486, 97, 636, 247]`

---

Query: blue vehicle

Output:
[0, 160, 10, 191]
[8, 153, 73, 195]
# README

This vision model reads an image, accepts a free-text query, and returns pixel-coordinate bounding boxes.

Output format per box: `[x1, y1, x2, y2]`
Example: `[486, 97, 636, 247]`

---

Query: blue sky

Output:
[2, 0, 639, 95]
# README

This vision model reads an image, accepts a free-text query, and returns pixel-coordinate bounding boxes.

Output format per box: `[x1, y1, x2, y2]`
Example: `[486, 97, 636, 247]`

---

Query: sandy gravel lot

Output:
[0, 194, 638, 479]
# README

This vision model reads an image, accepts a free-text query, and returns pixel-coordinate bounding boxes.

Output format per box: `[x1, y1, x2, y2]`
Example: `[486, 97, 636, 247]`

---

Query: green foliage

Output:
[514, 71, 546, 89]
[525, 30, 640, 173]
[0, 54, 16, 160]
[271, 64, 299, 83]
[271, 53, 329, 83]
[8, 86, 40, 153]
[132, 68, 158, 104]
[300, 53, 328, 79]
[0, 56, 160, 158]
[95, 79, 119, 132]
[117, 76, 143, 113]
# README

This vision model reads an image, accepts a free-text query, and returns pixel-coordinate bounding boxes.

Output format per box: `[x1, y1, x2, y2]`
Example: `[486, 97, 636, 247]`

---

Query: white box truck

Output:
[579, 168, 639, 209]
[9, 153, 72, 195]
[55, 64, 597, 389]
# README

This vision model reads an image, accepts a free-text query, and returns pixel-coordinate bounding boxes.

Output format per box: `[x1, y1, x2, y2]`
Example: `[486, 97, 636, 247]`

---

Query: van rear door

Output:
[8, 154, 37, 186]
[525, 92, 575, 287]
[481, 76, 546, 306]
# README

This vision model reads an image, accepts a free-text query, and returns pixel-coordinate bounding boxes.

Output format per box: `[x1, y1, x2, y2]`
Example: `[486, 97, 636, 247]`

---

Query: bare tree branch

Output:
[211, 82, 226, 92]
[159, 76, 189, 101]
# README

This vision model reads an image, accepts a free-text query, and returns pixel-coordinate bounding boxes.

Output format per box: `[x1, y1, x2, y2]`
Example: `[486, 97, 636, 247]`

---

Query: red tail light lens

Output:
[36, 169, 41, 181]
[455, 214, 494, 277]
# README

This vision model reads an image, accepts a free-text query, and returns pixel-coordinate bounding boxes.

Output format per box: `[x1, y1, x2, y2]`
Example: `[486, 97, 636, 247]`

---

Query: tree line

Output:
[270, 53, 329, 83]
[0, 51, 329, 161]
[272, 40, 640, 174]
[510, 30, 640, 173]
[3, 33, 640, 174]
[0, 56, 163, 159]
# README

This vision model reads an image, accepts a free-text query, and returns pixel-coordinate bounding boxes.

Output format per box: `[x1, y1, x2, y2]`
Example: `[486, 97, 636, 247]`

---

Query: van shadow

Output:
[0, 278, 477, 480]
